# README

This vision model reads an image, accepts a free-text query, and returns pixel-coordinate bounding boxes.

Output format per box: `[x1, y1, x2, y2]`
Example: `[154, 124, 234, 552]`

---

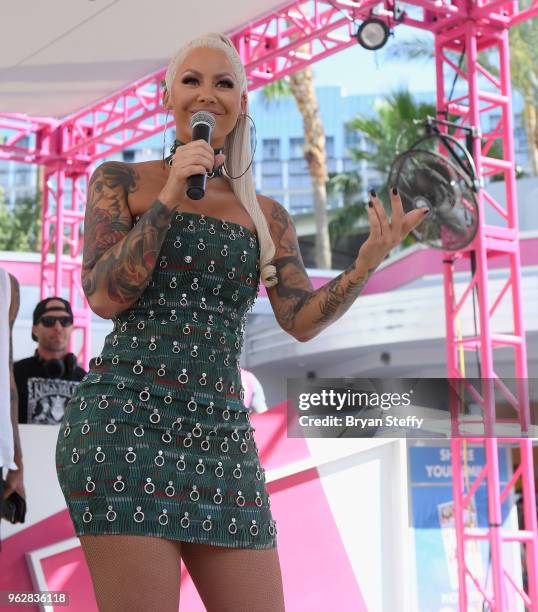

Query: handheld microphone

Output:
[187, 110, 216, 200]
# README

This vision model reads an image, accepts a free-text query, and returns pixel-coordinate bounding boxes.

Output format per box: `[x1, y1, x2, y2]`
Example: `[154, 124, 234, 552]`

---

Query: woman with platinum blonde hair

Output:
[55, 31, 427, 612]
[164, 33, 279, 289]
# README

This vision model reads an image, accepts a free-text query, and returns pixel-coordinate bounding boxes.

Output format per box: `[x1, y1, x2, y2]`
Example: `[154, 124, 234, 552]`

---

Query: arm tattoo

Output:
[309, 262, 376, 332]
[82, 162, 176, 317]
[268, 200, 376, 341]
[269, 202, 316, 335]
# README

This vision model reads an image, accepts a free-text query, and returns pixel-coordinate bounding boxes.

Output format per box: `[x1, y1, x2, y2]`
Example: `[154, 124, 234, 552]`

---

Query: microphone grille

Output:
[190, 111, 216, 129]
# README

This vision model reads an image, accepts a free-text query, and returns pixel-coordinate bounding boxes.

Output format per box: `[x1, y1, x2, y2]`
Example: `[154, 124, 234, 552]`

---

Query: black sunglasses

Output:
[39, 315, 73, 328]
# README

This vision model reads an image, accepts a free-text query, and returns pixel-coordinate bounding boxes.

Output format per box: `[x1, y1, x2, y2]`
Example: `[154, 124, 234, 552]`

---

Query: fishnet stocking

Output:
[79, 536, 285, 612]
[79, 535, 181, 612]
[180, 541, 285, 612]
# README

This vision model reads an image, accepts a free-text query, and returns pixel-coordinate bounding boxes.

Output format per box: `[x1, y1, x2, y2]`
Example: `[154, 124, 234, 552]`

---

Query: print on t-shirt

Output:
[26, 377, 82, 424]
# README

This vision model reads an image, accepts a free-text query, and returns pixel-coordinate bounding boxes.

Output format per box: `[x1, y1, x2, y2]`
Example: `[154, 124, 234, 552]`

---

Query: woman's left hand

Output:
[356, 188, 429, 270]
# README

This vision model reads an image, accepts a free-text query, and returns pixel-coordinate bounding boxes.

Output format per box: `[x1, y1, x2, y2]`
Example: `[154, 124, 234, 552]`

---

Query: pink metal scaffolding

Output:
[1, 1, 537, 609]
[437, 16, 538, 610]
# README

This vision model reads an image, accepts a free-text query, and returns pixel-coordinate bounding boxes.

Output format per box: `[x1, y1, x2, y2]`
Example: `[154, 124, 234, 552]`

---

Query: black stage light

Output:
[356, 18, 390, 51]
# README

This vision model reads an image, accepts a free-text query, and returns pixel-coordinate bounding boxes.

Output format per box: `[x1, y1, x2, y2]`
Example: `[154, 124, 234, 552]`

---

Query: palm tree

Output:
[328, 89, 436, 249]
[260, 42, 331, 269]
[384, 22, 538, 175]
[345, 89, 436, 198]
[506, 16, 538, 175]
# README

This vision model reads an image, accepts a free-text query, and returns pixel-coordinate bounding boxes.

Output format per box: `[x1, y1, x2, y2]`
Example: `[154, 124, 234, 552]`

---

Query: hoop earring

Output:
[162, 109, 170, 168]
[223, 112, 257, 180]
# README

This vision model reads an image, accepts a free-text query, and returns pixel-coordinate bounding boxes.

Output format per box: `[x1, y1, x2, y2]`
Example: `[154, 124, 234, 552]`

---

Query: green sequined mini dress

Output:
[55, 210, 277, 549]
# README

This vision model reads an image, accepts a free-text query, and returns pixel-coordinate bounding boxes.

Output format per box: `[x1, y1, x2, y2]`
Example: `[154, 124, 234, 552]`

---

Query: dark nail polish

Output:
[392, 187, 398, 195]
[370, 189, 376, 198]
[368, 201, 373, 208]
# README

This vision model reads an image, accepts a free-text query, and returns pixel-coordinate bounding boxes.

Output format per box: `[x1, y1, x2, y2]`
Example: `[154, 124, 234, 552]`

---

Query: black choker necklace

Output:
[165, 139, 225, 178]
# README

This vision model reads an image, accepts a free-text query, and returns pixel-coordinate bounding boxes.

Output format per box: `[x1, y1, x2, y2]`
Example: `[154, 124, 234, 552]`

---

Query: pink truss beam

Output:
[437, 19, 537, 610]
[35, 158, 93, 367]
[1, 1, 536, 162]
[0, 1, 537, 609]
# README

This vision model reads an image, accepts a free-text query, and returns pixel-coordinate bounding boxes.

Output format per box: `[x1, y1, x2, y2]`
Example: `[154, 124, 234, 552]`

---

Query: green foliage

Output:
[346, 89, 437, 181]
[326, 169, 363, 203]
[326, 170, 368, 242]
[334, 88, 436, 212]
[0, 188, 42, 252]
[327, 202, 367, 244]
[259, 77, 293, 108]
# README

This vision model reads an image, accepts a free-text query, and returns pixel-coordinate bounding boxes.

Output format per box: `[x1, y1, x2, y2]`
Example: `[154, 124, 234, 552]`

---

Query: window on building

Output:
[288, 173, 311, 189]
[262, 160, 282, 175]
[325, 136, 334, 159]
[343, 158, 360, 172]
[343, 126, 365, 164]
[261, 150, 282, 190]
[344, 126, 361, 146]
[515, 127, 527, 151]
[15, 171, 30, 186]
[288, 158, 308, 174]
[289, 137, 304, 159]
[289, 137, 310, 190]
[122, 150, 135, 162]
[289, 192, 312, 213]
[262, 175, 283, 190]
[262, 139, 280, 160]
[326, 158, 338, 173]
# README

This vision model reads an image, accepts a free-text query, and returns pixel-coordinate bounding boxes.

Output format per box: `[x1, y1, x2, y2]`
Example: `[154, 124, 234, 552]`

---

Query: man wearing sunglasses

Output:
[13, 297, 86, 424]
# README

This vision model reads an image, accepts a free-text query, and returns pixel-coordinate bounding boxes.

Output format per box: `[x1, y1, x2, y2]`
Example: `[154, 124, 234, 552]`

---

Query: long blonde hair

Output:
[164, 33, 278, 288]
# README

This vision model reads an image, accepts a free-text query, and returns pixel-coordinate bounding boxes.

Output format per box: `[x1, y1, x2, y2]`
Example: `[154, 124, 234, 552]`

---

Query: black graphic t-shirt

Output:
[13, 353, 87, 424]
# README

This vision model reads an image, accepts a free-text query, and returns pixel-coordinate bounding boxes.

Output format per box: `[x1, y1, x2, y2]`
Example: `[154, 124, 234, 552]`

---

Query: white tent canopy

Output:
[0, 0, 286, 118]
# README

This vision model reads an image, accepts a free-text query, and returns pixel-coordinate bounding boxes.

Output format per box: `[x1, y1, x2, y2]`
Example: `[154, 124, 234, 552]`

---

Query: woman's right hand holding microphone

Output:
[158, 139, 226, 208]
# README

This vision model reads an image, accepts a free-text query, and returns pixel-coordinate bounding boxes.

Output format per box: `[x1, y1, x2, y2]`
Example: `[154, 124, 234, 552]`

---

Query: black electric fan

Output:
[388, 118, 481, 251]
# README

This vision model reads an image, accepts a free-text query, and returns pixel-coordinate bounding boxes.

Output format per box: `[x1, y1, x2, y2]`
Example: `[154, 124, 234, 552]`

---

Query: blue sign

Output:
[409, 444, 517, 612]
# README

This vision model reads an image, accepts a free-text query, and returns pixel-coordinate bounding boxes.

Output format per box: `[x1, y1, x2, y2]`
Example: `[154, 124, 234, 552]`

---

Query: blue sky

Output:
[312, 27, 435, 95]
[252, 26, 436, 100]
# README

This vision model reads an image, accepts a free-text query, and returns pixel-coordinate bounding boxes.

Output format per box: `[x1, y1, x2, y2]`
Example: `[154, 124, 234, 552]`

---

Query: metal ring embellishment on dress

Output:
[113, 475, 125, 492]
[63, 204, 272, 544]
